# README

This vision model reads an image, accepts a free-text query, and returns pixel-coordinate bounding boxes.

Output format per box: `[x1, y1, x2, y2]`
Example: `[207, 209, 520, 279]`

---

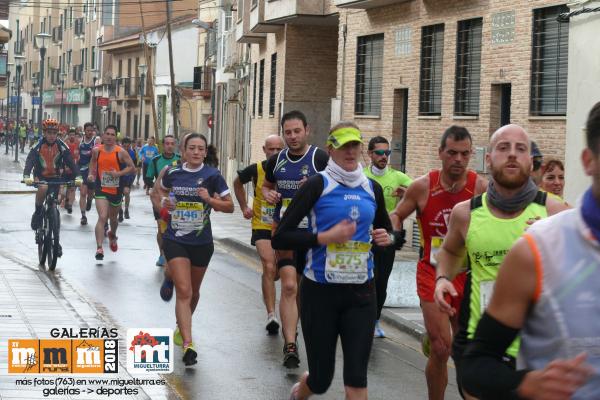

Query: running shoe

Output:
[65, 202, 72, 214]
[182, 343, 198, 366]
[80, 215, 87, 226]
[173, 327, 183, 347]
[156, 255, 165, 267]
[283, 342, 300, 369]
[118, 209, 124, 222]
[86, 197, 93, 211]
[108, 231, 118, 252]
[266, 314, 280, 335]
[95, 248, 104, 260]
[160, 278, 174, 302]
[124, 208, 130, 219]
[374, 320, 386, 338]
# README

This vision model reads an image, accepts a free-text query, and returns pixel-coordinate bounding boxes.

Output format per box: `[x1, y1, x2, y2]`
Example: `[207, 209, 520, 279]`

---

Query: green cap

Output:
[326, 127, 363, 149]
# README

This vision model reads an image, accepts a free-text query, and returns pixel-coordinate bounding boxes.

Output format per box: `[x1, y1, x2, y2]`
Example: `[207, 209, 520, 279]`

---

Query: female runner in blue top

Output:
[273, 122, 397, 400]
[151, 133, 234, 366]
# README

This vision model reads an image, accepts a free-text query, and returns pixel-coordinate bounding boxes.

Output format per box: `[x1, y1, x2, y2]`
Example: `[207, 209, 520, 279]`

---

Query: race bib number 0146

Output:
[325, 241, 371, 284]
[171, 202, 204, 231]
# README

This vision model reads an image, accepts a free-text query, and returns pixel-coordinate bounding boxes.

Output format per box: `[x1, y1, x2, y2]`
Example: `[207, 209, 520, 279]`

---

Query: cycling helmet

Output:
[42, 118, 60, 131]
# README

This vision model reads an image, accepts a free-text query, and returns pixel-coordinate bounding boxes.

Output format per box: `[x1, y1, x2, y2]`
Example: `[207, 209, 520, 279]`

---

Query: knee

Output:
[176, 285, 193, 302]
[262, 263, 276, 280]
[429, 334, 451, 362]
[307, 373, 333, 395]
[281, 278, 297, 297]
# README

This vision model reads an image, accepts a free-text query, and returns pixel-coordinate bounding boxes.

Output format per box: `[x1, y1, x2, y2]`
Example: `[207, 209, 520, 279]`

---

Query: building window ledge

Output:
[418, 115, 442, 120]
[529, 116, 566, 121]
[354, 115, 381, 119]
[453, 115, 478, 120]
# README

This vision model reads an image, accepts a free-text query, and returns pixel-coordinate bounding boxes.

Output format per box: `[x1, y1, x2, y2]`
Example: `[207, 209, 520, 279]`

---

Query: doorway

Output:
[490, 83, 511, 136]
[391, 88, 408, 172]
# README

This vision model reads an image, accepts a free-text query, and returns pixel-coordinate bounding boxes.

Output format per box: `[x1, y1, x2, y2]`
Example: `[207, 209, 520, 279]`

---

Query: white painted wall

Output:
[152, 25, 199, 84]
[564, 1, 600, 204]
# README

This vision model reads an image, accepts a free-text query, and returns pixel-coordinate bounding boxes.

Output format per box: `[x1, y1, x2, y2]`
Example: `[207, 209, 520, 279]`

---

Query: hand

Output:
[23, 177, 34, 186]
[517, 353, 594, 400]
[434, 278, 458, 316]
[162, 197, 176, 211]
[88, 174, 95, 182]
[242, 207, 254, 219]
[393, 186, 407, 199]
[74, 177, 83, 187]
[318, 219, 357, 245]
[372, 228, 392, 246]
[198, 187, 211, 203]
[265, 190, 281, 204]
[393, 229, 406, 250]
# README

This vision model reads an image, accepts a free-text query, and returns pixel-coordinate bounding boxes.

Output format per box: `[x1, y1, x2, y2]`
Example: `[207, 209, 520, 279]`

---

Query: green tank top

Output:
[465, 192, 548, 358]
[363, 167, 413, 213]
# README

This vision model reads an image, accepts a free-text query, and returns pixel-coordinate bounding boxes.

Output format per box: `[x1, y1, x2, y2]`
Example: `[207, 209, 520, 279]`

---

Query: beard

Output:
[491, 162, 530, 189]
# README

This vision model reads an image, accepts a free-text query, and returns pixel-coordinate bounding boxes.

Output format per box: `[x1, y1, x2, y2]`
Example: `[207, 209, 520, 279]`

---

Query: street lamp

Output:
[4, 62, 13, 155]
[32, 81, 38, 137]
[59, 72, 67, 126]
[91, 69, 99, 127]
[35, 32, 52, 139]
[14, 55, 25, 162]
[137, 63, 147, 139]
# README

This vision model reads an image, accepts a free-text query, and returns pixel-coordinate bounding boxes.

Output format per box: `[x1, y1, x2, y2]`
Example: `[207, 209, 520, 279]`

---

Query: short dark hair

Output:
[104, 124, 118, 134]
[586, 101, 600, 154]
[368, 136, 389, 151]
[440, 125, 472, 150]
[122, 137, 132, 144]
[162, 134, 175, 144]
[83, 122, 94, 130]
[281, 110, 307, 129]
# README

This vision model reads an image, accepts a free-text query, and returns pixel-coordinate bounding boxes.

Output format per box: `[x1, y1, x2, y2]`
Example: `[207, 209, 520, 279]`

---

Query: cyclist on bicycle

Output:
[23, 118, 80, 231]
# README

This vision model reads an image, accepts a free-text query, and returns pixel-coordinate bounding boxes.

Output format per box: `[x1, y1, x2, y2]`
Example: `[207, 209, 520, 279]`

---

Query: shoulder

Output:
[450, 199, 472, 224]
[151, 154, 162, 161]
[405, 173, 429, 198]
[545, 193, 570, 216]
[475, 174, 488, 194]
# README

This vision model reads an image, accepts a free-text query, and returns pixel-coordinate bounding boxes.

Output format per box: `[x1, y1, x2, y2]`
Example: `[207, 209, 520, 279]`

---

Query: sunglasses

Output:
[373, 150, 392, 156]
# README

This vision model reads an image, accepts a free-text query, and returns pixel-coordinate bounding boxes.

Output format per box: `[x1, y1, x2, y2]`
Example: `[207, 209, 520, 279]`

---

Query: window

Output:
[224, 6, 232, 31]
[118, 60, 123, 77]
[530, 5, 569, 116]
[419, 24, 444, 116]
[84, 48, 88, 70]
[354, 34, 384, 116]
[269, 53, 277, 117]
[253, 63, 257, 117]
[133, 115, 138, 137]
[91, 46, 96, 70]
[455, 18, 482, 116]
[145, 114, 150, 138]
[258, 59, 264, 117]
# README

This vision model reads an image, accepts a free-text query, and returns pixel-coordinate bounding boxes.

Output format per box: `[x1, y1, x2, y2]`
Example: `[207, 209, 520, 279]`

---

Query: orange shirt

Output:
[97, 145, 123, 195]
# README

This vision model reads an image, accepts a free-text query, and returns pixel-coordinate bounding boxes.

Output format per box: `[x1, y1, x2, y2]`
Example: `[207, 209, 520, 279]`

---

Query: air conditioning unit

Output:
[227, 79, 239, 102]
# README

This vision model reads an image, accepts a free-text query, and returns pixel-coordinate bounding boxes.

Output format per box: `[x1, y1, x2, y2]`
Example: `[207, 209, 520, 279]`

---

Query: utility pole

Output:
[138, 0, 159, 138]
[165, 0, 178, 138]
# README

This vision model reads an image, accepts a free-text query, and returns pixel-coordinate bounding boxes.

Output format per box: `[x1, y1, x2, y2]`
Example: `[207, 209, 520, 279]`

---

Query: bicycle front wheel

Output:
[48, 207, 61, 271]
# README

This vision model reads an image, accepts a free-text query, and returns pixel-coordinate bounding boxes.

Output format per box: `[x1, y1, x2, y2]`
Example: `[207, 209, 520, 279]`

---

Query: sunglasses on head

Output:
[373, 149, 392, 156]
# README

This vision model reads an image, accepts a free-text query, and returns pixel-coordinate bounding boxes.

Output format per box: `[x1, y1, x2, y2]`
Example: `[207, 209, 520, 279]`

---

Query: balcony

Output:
[250, 0, 282, 33]
[264, 0, 337, 25]
[193, 66, 212, 99]
[222, 31, 239, 73]
[334, 0, 415, 9]
[235, 0, 267, 43]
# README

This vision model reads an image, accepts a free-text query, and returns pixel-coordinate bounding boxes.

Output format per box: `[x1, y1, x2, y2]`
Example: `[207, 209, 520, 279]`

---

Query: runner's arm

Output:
[201, 174, 234, 213]
[146, 156, 157, 179]
[150, 169, 168, 211]
[87, 148, 99, 181]
[372, 180, 393, 232]
[272, 175, 324, 250]
[117, 150, 136, 177]
[234, 163, 257, 212]
[389, 178, 424, 230]
[261, 155, 280, 203]
[435, 200, 469, 280]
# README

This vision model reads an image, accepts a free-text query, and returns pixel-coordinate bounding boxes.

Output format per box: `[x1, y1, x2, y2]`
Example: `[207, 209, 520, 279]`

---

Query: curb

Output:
[215, 236, 426, 342]
[0, 190, 37, 194]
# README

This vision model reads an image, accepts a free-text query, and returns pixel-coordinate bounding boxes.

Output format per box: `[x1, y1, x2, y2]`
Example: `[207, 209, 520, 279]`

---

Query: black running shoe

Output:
[31, 210, 42, 230]
[56, 244, 63, 258]
[283, 342, 300, 369]
[80, 215, 87, 226]
[124, 208, 130, 219]
[118, 208, 124, 222]
[182, 343, 198, 366]
[95, 248, 104, 260]
[266, 315, 280, 335]
[65, 203, 72, 214]
[86, 197, 93, 211]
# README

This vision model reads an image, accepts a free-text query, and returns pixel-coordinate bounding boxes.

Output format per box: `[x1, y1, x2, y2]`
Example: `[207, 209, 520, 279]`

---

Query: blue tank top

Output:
[273, 145, 319, 225]
[304, 171, 377, 284]
[78, 136, 96, 169]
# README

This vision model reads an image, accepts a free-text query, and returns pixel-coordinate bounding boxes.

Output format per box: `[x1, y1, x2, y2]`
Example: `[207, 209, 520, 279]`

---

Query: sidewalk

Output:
[210, 209, 426, 340]
[0, 150, 36, 193]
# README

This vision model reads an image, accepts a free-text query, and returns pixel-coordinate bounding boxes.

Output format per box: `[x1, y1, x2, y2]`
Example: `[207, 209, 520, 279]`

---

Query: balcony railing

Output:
[334, 0, 415, 9]
[193, 66, 212, 98]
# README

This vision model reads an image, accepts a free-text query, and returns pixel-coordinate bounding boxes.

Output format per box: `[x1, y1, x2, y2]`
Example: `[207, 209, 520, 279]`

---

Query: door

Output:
[391, 89, 409, 172]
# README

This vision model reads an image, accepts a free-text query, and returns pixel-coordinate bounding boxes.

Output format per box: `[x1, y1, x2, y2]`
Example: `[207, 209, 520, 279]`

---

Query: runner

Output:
[272, 122, 395, 400]
[119, 137, 138, 221]
[145, 135, 181, 266]
[78, 123, 98, 225]
[24, 119, 79, 239]
[540, 158, 567, 201]
[233, 134, 285, 334]
[261, 110, 329, 368]
[389, 126, 487, 400]
[151, 133, 234, 366]
[364, 136, 412, 338]
[460, 103, 600, 400]
[87, 125, 136, 260]
[434, 124, 568, 398]
[63, 128, 80, 214]
[140, 137, 159, 194]
[134, 138, 144, 186]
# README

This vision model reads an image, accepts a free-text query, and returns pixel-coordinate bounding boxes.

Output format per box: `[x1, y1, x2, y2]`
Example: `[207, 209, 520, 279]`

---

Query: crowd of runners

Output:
[17, 101, 600, 399]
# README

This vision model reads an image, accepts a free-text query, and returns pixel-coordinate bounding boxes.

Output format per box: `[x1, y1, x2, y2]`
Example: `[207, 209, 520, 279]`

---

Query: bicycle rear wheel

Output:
[48, 207, 61, 271]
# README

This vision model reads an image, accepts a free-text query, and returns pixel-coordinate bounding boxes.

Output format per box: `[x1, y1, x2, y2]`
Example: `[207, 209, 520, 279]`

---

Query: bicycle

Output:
[23, 179, 78, 271]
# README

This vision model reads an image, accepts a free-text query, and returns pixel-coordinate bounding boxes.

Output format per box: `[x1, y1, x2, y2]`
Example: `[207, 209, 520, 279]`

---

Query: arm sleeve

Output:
[237, 163, 257, 185]
[371, 180, 393, 232]
[314, 148, 330, 171]
[264, 154, 278, 183]
[272, 175, 324, 250]
[461, 312, 529, 399]
[23, 146, 37, 176]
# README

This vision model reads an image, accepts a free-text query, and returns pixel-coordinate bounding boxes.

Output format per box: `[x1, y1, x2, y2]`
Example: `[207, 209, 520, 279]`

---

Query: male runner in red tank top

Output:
[390, 126, 487, 400]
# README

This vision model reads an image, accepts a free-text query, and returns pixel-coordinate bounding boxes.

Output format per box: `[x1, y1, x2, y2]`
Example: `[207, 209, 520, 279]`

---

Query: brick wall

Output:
[339, 0, 568, 180]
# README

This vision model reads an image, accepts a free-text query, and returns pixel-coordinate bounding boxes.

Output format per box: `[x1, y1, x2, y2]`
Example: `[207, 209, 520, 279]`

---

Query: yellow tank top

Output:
[252, 161, 276, 230]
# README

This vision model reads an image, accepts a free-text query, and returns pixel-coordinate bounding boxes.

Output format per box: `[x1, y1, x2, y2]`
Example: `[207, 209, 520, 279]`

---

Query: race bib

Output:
[429, 236, 444, 266]
[145, 150, 154, 158]
[325, 241, 371, 284]
[171, 202, 205, 231]
[260, 201, 275, 225]
[101, 172, 120, 188]
[281, 198, 308, 228]
[480, 280, 495, 313]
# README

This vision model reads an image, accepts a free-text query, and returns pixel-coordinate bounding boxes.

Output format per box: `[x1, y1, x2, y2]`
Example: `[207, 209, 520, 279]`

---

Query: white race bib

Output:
[325, 241, 371, 284]
[480, 280, 495, 313]
[260, 201, 275, 225]
[171, 202, 205, 231]
[281, 198, 308, 228]
[429, 236, 444, 266]
[101, 172, 120, 188]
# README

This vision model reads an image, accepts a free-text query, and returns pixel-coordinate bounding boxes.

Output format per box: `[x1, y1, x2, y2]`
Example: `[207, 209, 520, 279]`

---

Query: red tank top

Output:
[417, 169, 477, 268]
[68, 141, 80, 163]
